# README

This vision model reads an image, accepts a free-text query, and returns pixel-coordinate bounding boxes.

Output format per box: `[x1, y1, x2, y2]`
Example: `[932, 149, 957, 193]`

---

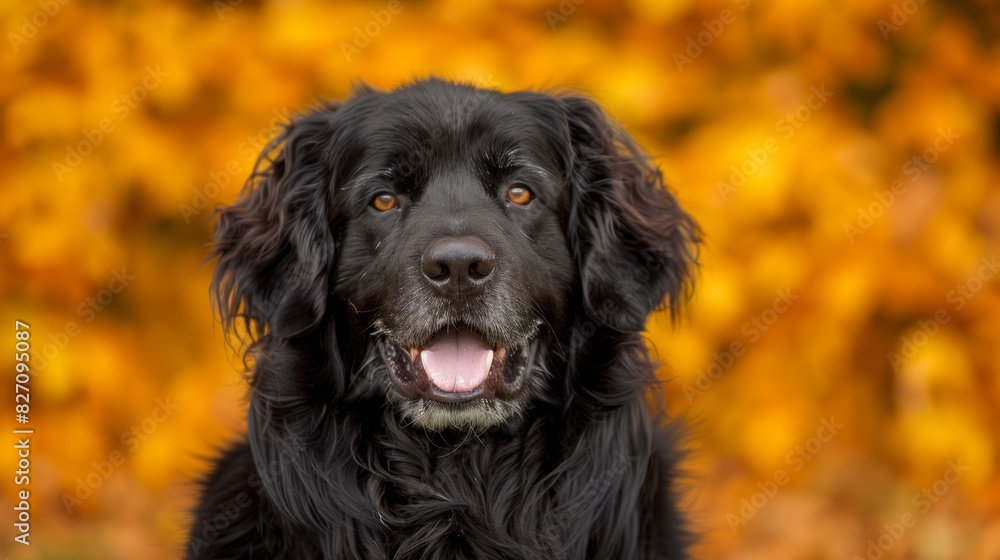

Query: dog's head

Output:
[212, 79, 698, 432]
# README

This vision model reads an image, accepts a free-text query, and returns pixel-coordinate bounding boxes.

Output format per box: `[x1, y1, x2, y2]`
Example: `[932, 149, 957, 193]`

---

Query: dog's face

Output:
[211, 80, 697, 432]
[333, 87, 575, 430]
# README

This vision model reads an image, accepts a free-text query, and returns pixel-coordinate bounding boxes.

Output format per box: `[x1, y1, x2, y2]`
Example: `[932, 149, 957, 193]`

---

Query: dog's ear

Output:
[211, 106, 338, 342]
[563, 96, 700, 332]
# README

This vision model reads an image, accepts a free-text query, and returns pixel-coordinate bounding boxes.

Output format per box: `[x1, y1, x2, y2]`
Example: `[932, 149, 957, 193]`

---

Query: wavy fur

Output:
[188, 79, 699, 559]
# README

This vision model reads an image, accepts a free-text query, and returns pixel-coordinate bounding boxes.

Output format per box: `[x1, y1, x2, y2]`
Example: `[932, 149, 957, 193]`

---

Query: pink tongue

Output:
[420, 328, 493, 392]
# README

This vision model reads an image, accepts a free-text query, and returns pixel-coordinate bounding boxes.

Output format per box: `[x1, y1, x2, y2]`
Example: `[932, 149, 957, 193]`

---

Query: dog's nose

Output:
[421, 236, 495, 298]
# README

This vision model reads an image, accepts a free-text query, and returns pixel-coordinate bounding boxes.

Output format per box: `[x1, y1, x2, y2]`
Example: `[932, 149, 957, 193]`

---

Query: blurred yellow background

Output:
[1, 0, 998, 558]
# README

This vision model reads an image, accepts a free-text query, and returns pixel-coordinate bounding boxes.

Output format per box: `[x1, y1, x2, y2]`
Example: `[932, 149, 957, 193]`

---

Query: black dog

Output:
[187, 79, 699, 559]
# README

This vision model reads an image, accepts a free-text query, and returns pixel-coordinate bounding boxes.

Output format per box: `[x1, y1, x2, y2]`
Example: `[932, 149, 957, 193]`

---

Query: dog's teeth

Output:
[410, 347, 419, 362]
[496, 346, 506, 359]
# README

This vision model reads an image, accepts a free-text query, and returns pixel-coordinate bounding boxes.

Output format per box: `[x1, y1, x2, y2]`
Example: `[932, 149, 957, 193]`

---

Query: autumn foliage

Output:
[0, 0, 998, 558]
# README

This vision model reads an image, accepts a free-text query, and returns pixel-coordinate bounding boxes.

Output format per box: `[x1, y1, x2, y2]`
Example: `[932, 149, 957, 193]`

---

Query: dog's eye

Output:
[506, 185, 533, 206]
[372, 193, 398, 212]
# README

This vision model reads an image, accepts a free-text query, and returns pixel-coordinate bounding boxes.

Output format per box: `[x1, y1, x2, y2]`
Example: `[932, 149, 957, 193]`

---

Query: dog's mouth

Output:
[377, 325, 529, 404]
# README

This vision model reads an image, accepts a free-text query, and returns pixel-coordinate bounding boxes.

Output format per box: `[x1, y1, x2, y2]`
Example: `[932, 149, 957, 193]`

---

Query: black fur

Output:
[187, 79, 699, 559]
